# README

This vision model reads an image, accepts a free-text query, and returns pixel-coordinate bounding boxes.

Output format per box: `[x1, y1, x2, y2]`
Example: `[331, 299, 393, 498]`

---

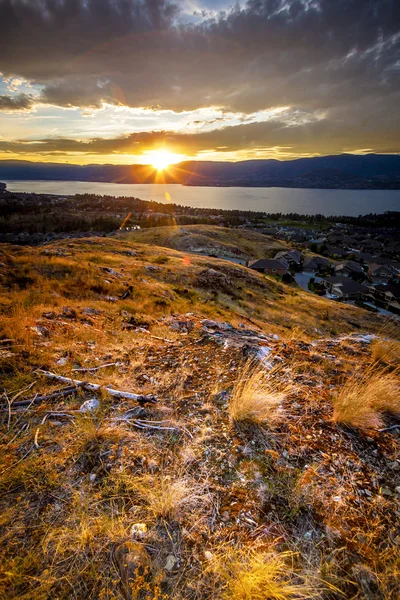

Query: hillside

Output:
[116, 225, 287, 262]
[0, 237, 399, 600]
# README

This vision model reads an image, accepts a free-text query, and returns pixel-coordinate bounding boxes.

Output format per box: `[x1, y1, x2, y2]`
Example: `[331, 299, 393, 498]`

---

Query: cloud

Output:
[0, 1, 399, 156]
[0, 93, 34, 111]
[1, 104, 400, 157]
[0, 1, 398, 112]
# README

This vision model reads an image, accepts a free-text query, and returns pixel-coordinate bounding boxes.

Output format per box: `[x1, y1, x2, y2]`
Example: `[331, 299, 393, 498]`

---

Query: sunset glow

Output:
[147, 151, 181, 171]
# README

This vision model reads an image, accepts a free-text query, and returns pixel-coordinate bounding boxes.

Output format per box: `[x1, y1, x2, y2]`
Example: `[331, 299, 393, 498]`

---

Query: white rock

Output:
[130, 523, 148, 540]
[165, 554, 176, 571]
[79, 398, 100, 412]
[56, 357, 68, 366]
[204, 551, 213, 561]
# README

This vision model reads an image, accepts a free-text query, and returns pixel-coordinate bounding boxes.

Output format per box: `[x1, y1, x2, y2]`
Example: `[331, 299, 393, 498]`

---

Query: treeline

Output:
[1, 189, 400, 236]
[261, 211, 400, 228]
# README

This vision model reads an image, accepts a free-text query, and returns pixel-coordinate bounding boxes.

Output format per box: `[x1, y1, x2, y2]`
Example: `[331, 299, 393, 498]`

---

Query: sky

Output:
[0, 0, 399, 165]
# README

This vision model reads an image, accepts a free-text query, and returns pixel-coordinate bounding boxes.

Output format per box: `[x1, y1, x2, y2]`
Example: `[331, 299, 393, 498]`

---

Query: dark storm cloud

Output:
[0, 0, 400, 154]
[0, 93, 34, 111]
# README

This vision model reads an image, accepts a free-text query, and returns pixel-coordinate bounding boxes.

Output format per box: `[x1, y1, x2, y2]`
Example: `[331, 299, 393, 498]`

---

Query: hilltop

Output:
[116, 225, 287, 262]
[0, 236, 399, 599]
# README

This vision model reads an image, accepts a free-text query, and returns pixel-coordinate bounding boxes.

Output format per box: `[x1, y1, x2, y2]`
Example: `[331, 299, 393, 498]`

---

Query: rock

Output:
[213, 389, 231, 407]
[79, 398, 100, 412]
[388, 461, 400, 471]
[145, 265, 160, 272]
[101, 266, 117, 275]
[82, 307, 100, 316]
[204, 551, 213, 561]
[61, 306, 77, 319]
[114, 541, 151, 600]
[56, 357, 68, 366]
[170, 320, 193, 332]
[164, 554, 176, 572]
[351, 564, 382, 600]
[31, 325, 50, 337]
[122, 406, 148, 419]
[130, 523, 148, 540]
[42, 312, 56, 319]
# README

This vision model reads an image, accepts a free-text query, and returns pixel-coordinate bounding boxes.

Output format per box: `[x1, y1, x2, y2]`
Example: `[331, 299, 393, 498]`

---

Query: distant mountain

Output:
[1, 154, 400, 189]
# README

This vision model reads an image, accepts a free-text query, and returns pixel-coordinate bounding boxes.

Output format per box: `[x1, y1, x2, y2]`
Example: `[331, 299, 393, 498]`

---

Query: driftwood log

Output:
[1, 372, 157, 410]
[38, 370, 157, 405]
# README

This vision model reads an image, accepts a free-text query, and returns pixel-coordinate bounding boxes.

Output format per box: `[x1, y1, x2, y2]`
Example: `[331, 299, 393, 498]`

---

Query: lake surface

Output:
[4, 180, 400, 216]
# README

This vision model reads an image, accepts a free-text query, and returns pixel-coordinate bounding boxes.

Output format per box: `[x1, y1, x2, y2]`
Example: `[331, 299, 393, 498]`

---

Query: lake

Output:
[3, 180, 400, 217]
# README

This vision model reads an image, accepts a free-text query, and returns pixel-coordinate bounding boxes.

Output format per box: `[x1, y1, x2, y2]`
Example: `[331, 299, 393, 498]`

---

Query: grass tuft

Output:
[210, 547, 315, 600]
[229, 361, 286, 424]
[333, 368, 400, 430]
[132, 473, 208, 521]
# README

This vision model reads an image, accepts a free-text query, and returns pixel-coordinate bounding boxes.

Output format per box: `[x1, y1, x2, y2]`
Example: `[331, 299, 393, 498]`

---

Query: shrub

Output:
[131, 474, 209, 521]
[333, 369, 400, 430]
[372, 338, 400, 367]
[229, 361, 286, 424]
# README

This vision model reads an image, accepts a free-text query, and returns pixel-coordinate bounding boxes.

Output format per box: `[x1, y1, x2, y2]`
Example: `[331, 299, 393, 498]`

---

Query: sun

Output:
[147, 150, 180, 171]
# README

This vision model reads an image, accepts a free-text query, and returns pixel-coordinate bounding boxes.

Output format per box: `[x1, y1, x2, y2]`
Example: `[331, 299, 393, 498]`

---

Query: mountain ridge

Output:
[1, 153, 400, 188]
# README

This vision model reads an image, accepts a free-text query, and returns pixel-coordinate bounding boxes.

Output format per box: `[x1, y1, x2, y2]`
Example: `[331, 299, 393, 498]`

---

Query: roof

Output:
[313, 256, 330, 265]
[303, 258, 319, 268]
[374, 284, 400, 299]
[275, 249, 303, 262]
[248, 258, 288, 270]
[368, 263, 394, 274]
[324, 276, 368, 295]
[335, 260, 364, 273]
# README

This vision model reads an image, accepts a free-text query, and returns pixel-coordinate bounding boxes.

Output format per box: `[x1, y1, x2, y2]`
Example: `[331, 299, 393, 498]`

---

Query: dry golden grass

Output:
[209, 547, 315, 600]
[372, 338, 400, 366]
[333, 367, 400, 430]
[43, 494, 128, 558]
[229, 361, 287, 424]
[118, 224, 287, 260]
[129, 473, 209, 522]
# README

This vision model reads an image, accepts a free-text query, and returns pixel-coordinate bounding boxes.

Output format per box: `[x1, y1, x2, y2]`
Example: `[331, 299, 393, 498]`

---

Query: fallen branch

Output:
[73, 362, 123, 373]
[2, 385, 79, 409]
[6, 423, 29, 447]
[135, 328, 178, 344]
[37, 370, 157, 405]
[33, 428, 40, 449]
[131, 420, 180, 432]
[41, 411, 80, 425]
[378, 424, 400, 433]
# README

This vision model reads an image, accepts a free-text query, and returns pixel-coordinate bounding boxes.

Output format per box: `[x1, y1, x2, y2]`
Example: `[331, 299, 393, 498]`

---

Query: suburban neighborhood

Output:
[247, 223, 400, 315]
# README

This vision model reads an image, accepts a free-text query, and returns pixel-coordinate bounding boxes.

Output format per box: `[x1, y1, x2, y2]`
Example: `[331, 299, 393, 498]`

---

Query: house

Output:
[371, 284, 400, 313]
[248, 258, 289, 275]
[274, 249, 304, 266]
[367, 263, 396, 284]
[303, 256, 331, 273]
[334, 260, 365, 278]
[323, 276, 369, 300]
[324, 245, 348, 258]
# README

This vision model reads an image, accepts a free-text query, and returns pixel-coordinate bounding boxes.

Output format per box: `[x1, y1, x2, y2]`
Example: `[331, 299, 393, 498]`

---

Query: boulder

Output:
[114, 541, 151, 600]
